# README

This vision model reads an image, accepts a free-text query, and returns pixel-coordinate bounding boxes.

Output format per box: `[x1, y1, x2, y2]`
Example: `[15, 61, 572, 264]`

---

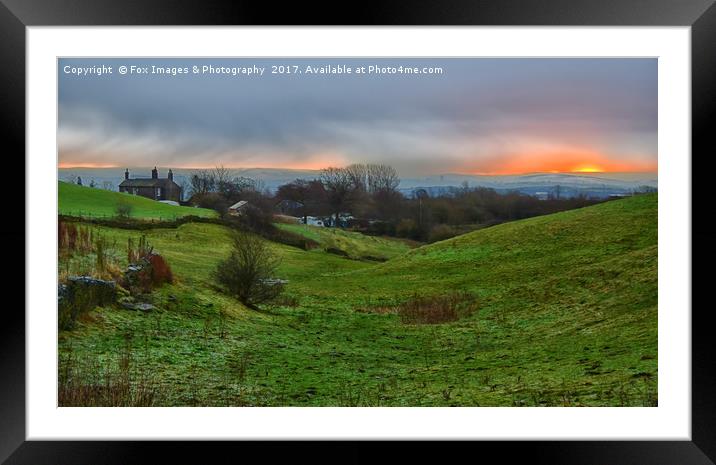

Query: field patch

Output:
[58, 181, 216, 220]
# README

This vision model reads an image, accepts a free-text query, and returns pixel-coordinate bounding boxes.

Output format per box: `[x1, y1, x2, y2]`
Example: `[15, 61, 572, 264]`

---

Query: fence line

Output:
[60, 210, 181, 222]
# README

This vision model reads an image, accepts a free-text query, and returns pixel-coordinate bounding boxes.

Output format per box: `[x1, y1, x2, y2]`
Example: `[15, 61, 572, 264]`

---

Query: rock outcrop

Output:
[58, 276, 117, 330]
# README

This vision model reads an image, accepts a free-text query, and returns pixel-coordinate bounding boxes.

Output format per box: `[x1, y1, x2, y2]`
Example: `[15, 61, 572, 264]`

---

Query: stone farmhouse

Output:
[119, 167, 182, 203]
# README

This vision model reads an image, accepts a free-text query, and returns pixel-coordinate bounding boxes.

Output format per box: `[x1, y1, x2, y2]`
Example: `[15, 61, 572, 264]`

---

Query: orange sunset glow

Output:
[58, 162, 120, 169]
[466, 150, 657, 175]
[58, 152, 349, 172]
[58, 151, 657, 175]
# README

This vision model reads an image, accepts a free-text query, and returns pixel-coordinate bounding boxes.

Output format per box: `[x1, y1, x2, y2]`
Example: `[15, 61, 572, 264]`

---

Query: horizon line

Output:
[57, 165, 658, 176]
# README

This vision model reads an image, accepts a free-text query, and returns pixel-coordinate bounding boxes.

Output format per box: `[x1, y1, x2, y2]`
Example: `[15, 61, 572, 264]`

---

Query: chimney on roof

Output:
[168, 169, 174, 181]
[152, 166, 158, 179]
[125, 169, 129, 180]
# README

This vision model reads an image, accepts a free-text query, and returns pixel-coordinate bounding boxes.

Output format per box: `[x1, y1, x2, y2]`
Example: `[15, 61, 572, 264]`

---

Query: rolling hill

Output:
[58, 181, 216, 219]
[276, 222, 413, 261]
[57, 193, 657, 406]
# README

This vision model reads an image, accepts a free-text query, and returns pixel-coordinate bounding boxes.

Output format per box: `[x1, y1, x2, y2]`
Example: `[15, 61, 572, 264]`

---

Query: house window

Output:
[156, 187, 161, 199]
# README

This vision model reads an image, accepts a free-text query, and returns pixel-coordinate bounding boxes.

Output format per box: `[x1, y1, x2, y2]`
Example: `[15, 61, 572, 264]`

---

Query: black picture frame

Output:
[2, 1, 714, 463]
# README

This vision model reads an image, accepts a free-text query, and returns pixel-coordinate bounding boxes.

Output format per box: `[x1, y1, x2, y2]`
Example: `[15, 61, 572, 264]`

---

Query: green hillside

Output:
[58, 194, 657, 406]
[276, 222, 412, 261]
[58, 181, 216, 219]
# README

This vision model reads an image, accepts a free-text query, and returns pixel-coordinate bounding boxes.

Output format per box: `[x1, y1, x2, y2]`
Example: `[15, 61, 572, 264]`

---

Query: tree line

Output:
[186, 164, 614, 243]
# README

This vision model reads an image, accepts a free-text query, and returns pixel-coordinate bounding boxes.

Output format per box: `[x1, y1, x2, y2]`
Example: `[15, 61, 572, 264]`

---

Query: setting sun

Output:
[571, 165, 605, 173]
[465, 149, 656, 175]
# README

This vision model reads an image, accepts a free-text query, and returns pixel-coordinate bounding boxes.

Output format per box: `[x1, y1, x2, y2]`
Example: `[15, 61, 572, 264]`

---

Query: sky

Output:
[58, 58, 657, 176]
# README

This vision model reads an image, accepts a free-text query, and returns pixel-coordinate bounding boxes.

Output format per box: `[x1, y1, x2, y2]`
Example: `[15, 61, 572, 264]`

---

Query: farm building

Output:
[303, 216, 326, 227]
[118, 167, 182, 203]
[228, 200, 250, 216]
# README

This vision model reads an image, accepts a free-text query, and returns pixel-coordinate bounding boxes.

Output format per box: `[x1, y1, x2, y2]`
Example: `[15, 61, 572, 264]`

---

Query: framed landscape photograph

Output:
[54, 55, 662, 410]
[5, 0, 715, 463]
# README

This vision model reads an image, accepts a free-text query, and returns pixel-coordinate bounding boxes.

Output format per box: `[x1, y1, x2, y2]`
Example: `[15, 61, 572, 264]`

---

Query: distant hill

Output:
[59, 167, 657, 199]
[58, 181, 217, 219]
[398, 172, 658, 199]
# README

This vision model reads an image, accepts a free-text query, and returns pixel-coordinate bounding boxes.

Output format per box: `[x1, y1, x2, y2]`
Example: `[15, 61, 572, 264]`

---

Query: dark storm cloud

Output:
[58, 58, 657, 174]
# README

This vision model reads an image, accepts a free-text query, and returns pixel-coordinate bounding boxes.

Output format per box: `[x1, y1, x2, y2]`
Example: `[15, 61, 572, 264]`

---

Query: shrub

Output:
[78, 226, 92, 252]
[193, 192, 231, 217]
[124, 235, 173, 292]
[148, 253, 174, 286]
[115, 201, 133, 219]
[271, 294, 300, 308]
[365, 220, 396, 236]
[127, 235, 153, 263]
[58, 222, 92, 254]
[428, 224, 458, 243]
[58, 341, 159, 406]
[240, 204, 274, 229]
[94, 234, 108, 273]
[395, 218, 418, 238]
[396, 292, 477, 325]
[67, 222, 77, 249]
[213, 230, 284, 309]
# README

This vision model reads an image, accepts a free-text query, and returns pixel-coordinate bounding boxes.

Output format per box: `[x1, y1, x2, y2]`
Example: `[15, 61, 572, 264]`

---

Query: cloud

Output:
[58, 58, 657, 175]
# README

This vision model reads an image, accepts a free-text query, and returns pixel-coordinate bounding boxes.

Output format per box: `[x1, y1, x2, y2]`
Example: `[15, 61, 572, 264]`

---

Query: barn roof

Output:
[228, 200, 249, 210]
[119, 178, 178, 188]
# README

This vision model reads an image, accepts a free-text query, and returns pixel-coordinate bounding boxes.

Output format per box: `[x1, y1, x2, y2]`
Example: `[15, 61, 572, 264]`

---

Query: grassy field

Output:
[276, 222, 413, 261]
[58, 193, 657, 406]
[58, 181, 216, 219]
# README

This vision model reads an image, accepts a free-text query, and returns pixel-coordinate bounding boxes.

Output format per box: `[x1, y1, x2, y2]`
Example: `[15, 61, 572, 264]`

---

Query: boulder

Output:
[121, 302, 156, 312]
[58, 276, 117, 330]
[66, 277, 117, 306]
[123, 260, 151, 293]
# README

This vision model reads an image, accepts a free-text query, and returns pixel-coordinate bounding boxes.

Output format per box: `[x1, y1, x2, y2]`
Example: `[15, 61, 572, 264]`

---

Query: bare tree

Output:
[345, 163, 402, 219]
[344, 164, 369, 192]
[115, 201, 133, 219]
[213, 165, 232, 197]
[366, 164, 400, 194]
[235, 176, 259, 192]
[320, 167, 356, 227]
[277, 179, 312, 223]
[189, 170, 216, 197]
[344, 163, 400, 194]
[213, 230, 284, 309]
